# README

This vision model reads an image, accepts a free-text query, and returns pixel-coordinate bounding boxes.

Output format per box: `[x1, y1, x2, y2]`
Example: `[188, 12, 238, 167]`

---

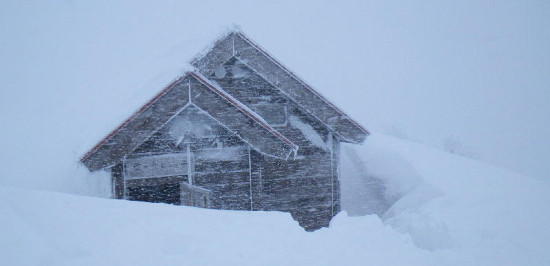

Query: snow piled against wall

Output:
[0, 186, 428, 266]
[2, 133, 550, 266]
[0, 2, 549, 265]
[342, 134, 550, 263]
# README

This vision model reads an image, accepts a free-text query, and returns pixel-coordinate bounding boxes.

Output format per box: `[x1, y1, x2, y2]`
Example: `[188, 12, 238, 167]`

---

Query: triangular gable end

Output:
[81, 72, 297, 172]
[191, 31, 369, 144]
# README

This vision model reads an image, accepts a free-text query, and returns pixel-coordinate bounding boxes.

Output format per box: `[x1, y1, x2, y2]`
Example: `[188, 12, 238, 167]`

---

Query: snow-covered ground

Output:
[2, 133, 549, 266]
[1, 1, 549, 265]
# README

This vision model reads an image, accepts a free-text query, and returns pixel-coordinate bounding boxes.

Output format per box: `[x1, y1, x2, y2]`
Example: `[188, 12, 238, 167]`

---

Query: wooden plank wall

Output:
[211, 57, 339, 231]
[116, 104, 253, 210]
[109, 56, 343, 230]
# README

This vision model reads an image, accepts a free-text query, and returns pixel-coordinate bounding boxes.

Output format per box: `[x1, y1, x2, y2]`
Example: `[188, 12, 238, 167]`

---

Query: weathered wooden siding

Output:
[210, 57, 289, 125]
[192, 32, 368, 143]
[192, 147, 251, 210]
[210, 56, 339, 230]
[189, 75, 295, 158]
[107, 58, 342, 230]
[117, 104, 253, 210]
[88, 30, 368, 232]
[84, 73, 296, 172]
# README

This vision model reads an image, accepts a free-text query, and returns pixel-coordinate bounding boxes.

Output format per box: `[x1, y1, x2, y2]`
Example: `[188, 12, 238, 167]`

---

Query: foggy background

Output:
[0, 0, 548, 191]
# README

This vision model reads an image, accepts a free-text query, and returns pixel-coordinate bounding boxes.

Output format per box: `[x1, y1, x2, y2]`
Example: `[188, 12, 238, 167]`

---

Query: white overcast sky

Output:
[0, 0, 548, 188]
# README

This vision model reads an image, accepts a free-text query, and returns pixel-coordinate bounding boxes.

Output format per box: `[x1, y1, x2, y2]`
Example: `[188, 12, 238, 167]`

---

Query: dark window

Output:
[127, 182, 181, 205]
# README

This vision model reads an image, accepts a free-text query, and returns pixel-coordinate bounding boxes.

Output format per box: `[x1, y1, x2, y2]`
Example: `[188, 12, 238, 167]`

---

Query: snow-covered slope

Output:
[0, 186, 427, 266]
[2, 134, 549, 266]
[343, 134, 550, 264]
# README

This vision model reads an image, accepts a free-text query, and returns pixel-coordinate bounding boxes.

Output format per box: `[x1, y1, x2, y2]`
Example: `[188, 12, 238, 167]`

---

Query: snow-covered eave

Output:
[182, 102, 297, 162]
[229, 55, 368, 145]
[80, 76, 186, 164]
[80, 71, 299, 172]
[80, 26, 245, 166]
[190, 30, 369, 142]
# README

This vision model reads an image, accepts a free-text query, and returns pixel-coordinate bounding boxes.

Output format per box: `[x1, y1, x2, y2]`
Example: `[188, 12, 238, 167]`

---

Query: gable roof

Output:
[191, 31, 369, 143]
[81, 72, 298, 172]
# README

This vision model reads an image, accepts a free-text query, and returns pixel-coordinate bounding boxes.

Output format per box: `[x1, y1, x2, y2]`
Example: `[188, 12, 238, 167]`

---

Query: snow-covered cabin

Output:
[81, 31, 369, 231]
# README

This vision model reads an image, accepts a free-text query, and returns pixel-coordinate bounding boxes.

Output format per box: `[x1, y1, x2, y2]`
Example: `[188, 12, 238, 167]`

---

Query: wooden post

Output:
[111, 163, 124, 199]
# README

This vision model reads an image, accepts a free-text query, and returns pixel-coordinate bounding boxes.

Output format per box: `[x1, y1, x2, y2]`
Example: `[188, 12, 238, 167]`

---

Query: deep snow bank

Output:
[2, 134, 549, 266]
[342, 134, 550, 264]
[0, 186, 428, 266]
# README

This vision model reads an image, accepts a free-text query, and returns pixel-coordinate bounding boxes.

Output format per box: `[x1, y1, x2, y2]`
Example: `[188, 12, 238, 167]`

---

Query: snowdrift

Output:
[2, 134, 549, 266]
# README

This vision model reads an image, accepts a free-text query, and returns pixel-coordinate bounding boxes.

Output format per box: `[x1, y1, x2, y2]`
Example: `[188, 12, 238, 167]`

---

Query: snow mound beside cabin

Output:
[1, 134, 550, 266]
[342, 134, 550, 264]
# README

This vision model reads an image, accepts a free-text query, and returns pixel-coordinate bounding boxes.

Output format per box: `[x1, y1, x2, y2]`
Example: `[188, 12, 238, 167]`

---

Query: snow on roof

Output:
[81, 71, 298, 171]
[236, 32, 370, 135]
[191, 30, 370, 143]
[80, 27, 374, 171]
[79, 76, 186, 164]
[76, 26, 244, 157]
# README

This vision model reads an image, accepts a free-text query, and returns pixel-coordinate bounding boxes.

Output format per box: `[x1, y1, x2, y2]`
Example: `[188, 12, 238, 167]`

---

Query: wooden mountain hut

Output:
[81, 31, 369, 231]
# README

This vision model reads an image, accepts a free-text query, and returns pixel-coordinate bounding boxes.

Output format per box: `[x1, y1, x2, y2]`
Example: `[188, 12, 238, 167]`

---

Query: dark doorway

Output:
[127, 180, 181, 205]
